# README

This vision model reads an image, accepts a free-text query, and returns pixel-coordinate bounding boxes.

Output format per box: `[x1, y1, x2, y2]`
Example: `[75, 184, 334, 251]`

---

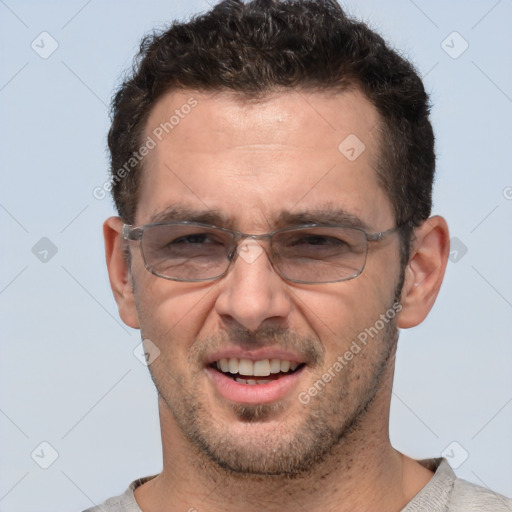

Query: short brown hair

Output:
[108, 0, 435, 265]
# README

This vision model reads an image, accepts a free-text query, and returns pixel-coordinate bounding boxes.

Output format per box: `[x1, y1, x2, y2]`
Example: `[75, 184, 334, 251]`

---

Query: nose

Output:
[214, 239, 292, 332]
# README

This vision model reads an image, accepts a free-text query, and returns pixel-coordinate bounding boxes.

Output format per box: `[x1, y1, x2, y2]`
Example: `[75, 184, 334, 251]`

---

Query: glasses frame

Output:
[122, 221, 401, 284]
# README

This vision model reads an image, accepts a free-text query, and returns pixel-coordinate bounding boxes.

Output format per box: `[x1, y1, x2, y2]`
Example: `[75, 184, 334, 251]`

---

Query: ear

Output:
[103, 216, 140, 329]
[397, 216, 450, 329]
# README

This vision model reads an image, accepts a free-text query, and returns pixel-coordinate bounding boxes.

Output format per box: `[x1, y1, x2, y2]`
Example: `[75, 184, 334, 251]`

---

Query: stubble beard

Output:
[146, 307, 399, 478]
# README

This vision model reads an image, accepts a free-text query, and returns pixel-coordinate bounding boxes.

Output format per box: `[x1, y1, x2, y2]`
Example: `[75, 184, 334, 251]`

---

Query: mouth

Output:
[209, 357, 305, 385]
[206, 356, 307, 404]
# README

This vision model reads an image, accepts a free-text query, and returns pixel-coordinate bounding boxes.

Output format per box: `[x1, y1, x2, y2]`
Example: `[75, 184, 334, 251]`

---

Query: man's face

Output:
[127, 89, 403, 475]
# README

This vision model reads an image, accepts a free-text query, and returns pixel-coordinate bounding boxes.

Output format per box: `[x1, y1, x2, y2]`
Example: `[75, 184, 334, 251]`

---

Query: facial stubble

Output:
[144, 305, 399, 478]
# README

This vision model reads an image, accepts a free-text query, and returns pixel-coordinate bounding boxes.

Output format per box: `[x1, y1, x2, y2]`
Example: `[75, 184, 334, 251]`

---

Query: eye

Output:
[292, 235, 348, 247]
[275, 228, 360, 260]
[172, 233, 216, 244]
[155, 230, 230, 259]
[142, 225, 232, 266]
[162, 232, 228, 253]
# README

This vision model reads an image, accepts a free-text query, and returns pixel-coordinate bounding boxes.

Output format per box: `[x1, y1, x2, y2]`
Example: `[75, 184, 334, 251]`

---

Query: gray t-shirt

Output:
[84, 458, 512, 511]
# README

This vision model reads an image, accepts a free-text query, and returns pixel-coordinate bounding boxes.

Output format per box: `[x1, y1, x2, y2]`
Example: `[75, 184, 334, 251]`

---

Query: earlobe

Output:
[104, 216, 140, 329]
[397, 216, 450, 329]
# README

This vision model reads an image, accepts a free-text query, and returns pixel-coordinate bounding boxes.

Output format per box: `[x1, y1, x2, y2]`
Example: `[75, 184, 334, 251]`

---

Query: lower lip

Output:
[205, 366, 305, 404]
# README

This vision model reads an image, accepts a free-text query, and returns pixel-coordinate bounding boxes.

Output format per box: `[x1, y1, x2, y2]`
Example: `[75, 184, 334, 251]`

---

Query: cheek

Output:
[293, 286, 364, 349]
[133, 269, 219, 349]
[294, 278, 396, 355]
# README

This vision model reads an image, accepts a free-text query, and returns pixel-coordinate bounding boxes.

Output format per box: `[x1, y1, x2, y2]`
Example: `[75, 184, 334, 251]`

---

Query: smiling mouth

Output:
[210, 357, 305, 385]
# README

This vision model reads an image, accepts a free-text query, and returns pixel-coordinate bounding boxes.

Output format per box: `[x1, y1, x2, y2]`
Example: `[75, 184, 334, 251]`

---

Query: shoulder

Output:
[403, 458, 512, 512]
[81, 492, 139, 512]
[81, 475, 156, 512]
[449, 477, 512, 511]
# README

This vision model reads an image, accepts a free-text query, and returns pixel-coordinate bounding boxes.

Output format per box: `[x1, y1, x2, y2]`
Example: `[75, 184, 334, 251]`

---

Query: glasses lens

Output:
[137, 223, 368, 284]
[140, 224, 232, 280]
[273, 226, 368, 283]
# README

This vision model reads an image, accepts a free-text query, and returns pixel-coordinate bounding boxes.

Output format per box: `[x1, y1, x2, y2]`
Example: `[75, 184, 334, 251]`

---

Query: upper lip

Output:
[206, 348, 305, 366]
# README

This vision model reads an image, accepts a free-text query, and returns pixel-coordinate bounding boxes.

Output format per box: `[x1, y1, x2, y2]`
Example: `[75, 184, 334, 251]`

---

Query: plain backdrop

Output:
[1, 1, 511, 510]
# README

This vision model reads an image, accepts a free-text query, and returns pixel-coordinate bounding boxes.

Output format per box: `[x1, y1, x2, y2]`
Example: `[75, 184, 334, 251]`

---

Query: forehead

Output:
[137, 88, 393, 230]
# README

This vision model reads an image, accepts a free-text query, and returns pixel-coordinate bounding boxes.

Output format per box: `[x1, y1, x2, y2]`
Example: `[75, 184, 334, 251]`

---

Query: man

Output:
[88, 0, 512, 510]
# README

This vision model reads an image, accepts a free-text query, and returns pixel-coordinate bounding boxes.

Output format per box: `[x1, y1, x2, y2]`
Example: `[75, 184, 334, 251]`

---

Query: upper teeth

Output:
[216, 358, 299, 377]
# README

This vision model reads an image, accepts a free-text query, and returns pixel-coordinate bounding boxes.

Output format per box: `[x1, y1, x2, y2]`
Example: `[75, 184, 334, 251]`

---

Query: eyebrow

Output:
[147, 205, 371, 232]
[149, 206, 234, 228]
[275, 209, 371, 231]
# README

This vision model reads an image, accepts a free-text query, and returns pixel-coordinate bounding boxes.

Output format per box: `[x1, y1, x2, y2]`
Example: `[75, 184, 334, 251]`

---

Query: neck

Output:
[135, 356, 433, 512]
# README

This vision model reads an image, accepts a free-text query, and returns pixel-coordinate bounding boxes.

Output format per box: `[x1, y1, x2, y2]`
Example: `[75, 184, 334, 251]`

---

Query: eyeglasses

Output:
[122, 221, 401, 284]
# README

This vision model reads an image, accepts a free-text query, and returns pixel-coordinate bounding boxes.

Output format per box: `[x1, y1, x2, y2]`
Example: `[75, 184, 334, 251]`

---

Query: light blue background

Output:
[1, 1, 511, 510]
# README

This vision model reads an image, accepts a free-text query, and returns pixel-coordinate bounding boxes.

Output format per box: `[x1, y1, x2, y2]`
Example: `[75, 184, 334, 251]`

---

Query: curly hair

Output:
[108, 0, 435, 266]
